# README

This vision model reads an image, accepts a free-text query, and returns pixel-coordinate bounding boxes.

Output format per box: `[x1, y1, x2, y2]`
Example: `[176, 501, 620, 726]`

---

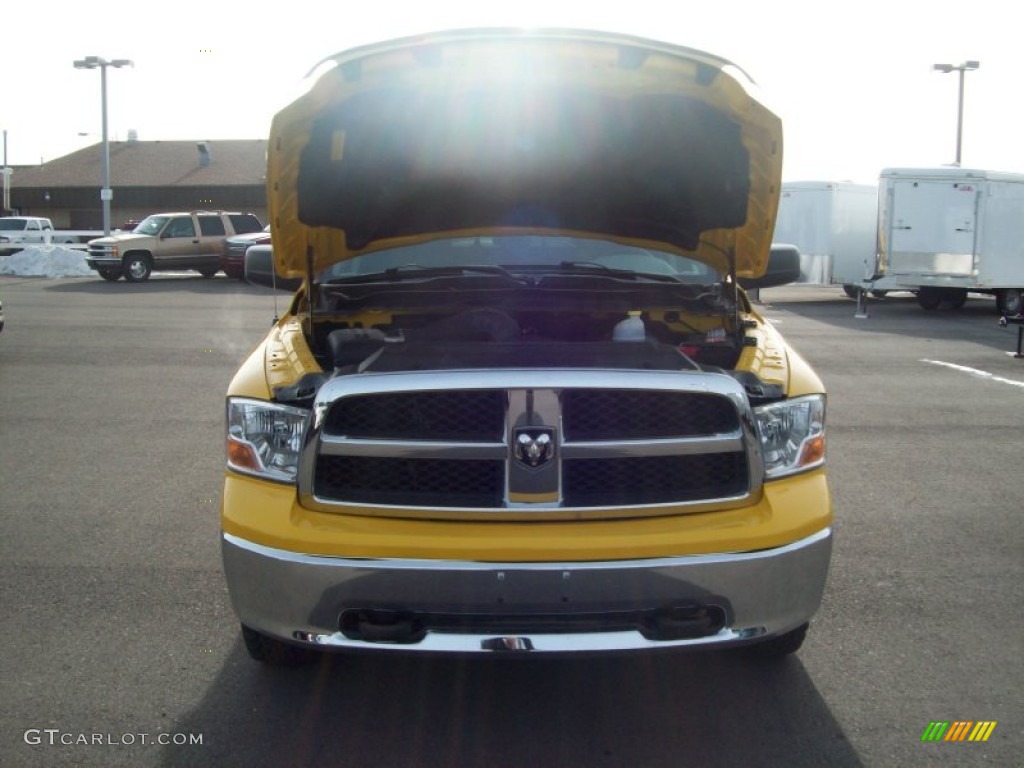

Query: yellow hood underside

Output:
[267, 28, 783, 279]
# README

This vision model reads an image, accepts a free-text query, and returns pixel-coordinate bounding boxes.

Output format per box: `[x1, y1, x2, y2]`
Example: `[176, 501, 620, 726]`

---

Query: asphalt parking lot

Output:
[0, 276, 1020, 767]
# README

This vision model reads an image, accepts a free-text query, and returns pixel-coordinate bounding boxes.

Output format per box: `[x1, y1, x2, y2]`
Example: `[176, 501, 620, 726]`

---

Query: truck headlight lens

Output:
[226, 398, 308, 483]
[754, 394, 826, 479]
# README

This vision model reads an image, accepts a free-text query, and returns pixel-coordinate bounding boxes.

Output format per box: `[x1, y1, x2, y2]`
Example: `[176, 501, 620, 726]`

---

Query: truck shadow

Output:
[159, 643, 862, 768]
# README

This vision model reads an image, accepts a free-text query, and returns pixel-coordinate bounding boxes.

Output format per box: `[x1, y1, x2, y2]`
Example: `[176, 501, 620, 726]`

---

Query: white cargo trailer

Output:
[868, 167, 1024, 313]
[772, 181, 878, 293]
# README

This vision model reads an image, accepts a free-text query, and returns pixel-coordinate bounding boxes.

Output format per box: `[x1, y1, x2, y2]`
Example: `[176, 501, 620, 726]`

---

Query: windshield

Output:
[0, 220, 27, 231]
[133, 216, 169, 235]
[317, 236, 719, 284]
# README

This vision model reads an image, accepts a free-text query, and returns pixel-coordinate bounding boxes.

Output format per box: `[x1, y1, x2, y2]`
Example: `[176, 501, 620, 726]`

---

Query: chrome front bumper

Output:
[223, 527, 832, 654]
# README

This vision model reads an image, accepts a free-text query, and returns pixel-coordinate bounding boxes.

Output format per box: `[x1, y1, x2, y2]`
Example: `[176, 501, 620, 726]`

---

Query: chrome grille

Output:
[324, 390, 505, 440]
[300, 370, 761, 519]
[315, 456, 503, 507]
[562, 453, 748, 507]
[562, 390, 739, 439]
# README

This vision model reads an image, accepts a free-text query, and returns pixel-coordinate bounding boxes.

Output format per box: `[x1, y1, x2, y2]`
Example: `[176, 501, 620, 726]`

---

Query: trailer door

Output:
[773, 188, 832, 283]
[888, 180, 978, 275]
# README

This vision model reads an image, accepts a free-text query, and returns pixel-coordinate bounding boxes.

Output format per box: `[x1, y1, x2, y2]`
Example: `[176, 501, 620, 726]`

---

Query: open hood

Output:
[267, 28, 783, 279]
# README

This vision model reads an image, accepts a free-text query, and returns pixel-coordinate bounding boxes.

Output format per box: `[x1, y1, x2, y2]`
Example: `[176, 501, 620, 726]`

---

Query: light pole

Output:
[73, 56, 132, 236]
[2, 129, 10, 215]
[933, 60, 979, 167]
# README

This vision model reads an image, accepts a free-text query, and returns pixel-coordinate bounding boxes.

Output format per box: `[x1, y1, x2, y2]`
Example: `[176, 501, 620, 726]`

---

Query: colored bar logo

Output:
[921, 721, 997, 742]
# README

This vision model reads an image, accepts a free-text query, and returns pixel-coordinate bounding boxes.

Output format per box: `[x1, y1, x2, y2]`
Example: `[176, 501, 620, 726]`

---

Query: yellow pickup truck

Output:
[221, 28, 832, 665]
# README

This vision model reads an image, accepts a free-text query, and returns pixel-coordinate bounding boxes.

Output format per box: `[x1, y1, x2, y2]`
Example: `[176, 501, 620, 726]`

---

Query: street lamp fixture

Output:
[73, 56, 133, 236]
[932, 60, 979, 167]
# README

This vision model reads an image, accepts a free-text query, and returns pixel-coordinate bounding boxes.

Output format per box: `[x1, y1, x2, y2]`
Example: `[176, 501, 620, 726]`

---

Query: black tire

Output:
[98, 268, 122, 282]
[916, 287, 942, 310]
[198, 268, 220, 279]
[122, 253, 152, 282]
[943, 289, 968, 310]
[998, 288, 1024, 316]
[842, 284, 859, 299]
[241, 624, 317, 667]
[870, 290, 889, 299]
[743, 623, 808, 660]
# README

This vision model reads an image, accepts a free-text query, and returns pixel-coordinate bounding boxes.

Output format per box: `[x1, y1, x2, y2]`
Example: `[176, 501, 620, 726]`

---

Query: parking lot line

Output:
[921, 359, 1024, 389]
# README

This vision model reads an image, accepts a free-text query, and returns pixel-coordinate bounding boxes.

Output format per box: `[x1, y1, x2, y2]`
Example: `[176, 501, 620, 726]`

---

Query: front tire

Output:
[122, 253, 152, 282]
[98, 268, 122, 282]
[241, 624, 317, 667]
[743, 623, 808, 660]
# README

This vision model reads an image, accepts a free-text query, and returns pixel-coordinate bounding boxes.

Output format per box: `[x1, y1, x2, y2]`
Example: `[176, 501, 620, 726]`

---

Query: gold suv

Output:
[86, 211, 262, 281]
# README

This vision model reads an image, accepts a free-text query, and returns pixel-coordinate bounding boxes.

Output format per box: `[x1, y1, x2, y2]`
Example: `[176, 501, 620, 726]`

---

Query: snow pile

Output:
[0, 246, 94, 277]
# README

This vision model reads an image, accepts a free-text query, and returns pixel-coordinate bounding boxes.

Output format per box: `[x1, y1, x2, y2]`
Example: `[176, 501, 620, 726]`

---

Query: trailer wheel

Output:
[842, 284, 859, 299]
[870, 290, 889, 299]
[943, 289, 968, 310]
[998, 288, 1023, 316]
[916, 287, 942, 310]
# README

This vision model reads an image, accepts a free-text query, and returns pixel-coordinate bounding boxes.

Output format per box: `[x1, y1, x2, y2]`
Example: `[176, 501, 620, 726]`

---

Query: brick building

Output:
[5, 138, 268, 229]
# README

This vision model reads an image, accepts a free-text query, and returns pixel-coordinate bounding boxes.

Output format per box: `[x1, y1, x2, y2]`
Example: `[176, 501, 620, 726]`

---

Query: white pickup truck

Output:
[0, 217, 55, 255]
[0, 216, 102, 255]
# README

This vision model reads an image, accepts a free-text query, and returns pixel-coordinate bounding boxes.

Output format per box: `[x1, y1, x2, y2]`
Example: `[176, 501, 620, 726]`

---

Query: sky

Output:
[5, 0, 1021, 184]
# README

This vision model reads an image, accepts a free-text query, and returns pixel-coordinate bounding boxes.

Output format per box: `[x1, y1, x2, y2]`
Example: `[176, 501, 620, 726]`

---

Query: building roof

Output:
[11, 139, 268, 188]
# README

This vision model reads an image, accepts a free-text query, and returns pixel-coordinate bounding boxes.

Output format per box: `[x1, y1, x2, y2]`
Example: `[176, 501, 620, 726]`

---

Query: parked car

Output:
[86, 211, 263, 281]
[0, 216, 54, 255]
[221, 225, 271, 279]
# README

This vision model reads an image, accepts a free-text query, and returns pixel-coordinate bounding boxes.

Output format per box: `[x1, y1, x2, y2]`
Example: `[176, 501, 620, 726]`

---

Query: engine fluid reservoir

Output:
[613, 311, 646, 342]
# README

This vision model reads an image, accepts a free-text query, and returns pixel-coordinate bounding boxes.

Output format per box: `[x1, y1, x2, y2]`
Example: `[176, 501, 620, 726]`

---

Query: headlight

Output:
[754, 394, 826, 479]
[226, 398, 308, 483]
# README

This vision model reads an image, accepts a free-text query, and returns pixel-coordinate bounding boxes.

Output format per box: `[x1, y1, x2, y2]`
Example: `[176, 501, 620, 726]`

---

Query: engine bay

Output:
[315, 306, 744, 372]
[270, 301, 785, 408]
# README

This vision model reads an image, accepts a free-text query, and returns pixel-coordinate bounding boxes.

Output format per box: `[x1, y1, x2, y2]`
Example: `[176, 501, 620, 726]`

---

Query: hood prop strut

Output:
[728, 245, 742, 341]
[306, 245, 317, 349]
